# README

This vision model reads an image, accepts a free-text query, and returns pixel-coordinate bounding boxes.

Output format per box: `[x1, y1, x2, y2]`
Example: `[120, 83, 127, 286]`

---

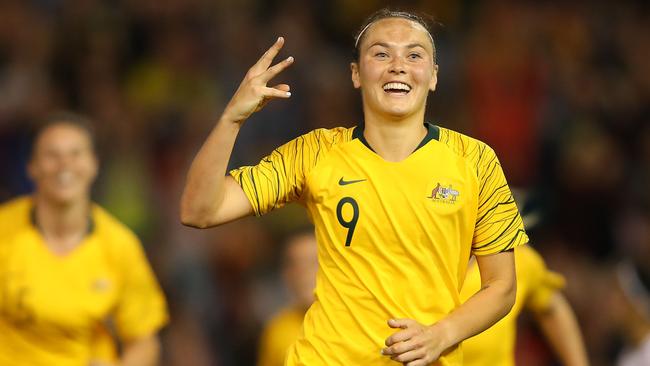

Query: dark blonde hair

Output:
[30, 112, 97, 157]
[353, 8, 437, 64]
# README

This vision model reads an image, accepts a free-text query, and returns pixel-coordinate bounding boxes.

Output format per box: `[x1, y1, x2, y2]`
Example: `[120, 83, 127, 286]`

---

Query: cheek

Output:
[79, 160, 98, 179]
[413, 66, 434, 85]
[37, 160, 60, 176]
[358, 60, 382, 81]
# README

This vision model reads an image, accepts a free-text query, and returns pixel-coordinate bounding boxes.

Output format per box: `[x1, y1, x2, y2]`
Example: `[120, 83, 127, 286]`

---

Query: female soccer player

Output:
[0, 115, 168, 366]
[182, 9, 528, 365]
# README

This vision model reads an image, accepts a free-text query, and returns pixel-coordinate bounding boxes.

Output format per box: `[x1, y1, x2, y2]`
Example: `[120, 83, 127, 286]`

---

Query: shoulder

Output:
[285, 126, 354, 150]
[268, 126, 355, 171]
[0, 196, 32, 234]
[0, 195, 32, 216]
[91, 204, 141, 247]
[265, 307, 304, 333]
[437, 127, 498, 167]
[515, 245, 546, 275]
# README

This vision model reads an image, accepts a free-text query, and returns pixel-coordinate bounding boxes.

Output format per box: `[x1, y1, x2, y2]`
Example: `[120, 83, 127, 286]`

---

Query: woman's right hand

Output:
[222, 37, 294, 125]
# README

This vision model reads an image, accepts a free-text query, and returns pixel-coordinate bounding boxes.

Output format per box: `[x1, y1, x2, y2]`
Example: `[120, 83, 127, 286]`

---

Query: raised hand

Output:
[223, 36, 294, 124]
[381, 318, 450, 366]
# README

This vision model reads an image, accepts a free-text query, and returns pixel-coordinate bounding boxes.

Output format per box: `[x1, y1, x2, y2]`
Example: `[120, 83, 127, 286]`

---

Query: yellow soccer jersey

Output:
[258, 306, 306, 366]
[460, 245, 566, 366]
[89, 324, 118, 363]
[231, 123, 528, 365]
[0, 196, 168, 366]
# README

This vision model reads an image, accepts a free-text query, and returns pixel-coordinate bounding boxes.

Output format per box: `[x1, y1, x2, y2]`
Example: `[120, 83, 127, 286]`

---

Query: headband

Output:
[354, 18, 435, 51]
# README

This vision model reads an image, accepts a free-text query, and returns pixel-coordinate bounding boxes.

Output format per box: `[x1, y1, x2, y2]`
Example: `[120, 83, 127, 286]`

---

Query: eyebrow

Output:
[367, 42, 428, 50]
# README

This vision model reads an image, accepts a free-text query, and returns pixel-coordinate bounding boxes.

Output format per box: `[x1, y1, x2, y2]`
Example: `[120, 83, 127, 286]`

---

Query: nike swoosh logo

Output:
[338, 177, 367, 186]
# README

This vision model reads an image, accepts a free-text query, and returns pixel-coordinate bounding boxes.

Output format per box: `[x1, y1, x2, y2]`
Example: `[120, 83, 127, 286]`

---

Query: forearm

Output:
[119, 336, 161, 366]
[535, 293, 589, 366]
[180, 117, 240, 227]
[435, 276, 516, 349]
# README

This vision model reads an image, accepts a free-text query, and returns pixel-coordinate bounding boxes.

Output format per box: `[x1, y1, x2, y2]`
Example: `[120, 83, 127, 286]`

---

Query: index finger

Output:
[250, 36, 285, 75]
[385, 328, 417, 346]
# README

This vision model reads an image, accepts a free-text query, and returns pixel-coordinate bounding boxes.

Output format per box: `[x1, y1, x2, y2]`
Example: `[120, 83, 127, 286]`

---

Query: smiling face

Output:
[28, 122, 98, 206]
[351, 17, 438, 120]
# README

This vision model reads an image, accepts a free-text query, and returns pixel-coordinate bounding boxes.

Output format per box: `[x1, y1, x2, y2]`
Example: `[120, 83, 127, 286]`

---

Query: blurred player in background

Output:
[182, 8, 527, 365]
[461, 244, 589, 366]
[257, 230, 318, 366]
[0, 114, 168, 366]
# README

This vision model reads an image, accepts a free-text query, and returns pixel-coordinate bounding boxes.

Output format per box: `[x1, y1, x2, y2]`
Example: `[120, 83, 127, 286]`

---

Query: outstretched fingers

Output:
[272, 84, 291, 92]
[224, 37, 293, 121]
[263, 86, 292, 99]
[249, 37, 286, 76]
[260, 56, 294, 83]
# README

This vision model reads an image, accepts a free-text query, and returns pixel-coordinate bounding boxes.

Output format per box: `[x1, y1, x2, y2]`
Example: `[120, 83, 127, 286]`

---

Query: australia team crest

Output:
[427, 183, 460, 204]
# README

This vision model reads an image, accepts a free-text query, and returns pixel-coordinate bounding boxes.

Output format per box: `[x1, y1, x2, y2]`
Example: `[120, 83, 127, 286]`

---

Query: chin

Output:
[382, 107, 414, 119]
[42, 188, 86, 206]
[377, 99, 420, 118]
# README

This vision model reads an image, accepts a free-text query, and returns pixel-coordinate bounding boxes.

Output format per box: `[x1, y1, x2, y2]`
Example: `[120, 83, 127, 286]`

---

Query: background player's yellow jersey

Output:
[258, 306, 306, 366]
[460, 245, 565, 366]
[231, 124, 528, 365]
[0, 196, 168, 366]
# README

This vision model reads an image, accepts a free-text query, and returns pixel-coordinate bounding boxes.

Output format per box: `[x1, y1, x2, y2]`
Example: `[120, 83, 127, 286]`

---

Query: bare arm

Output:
[382, 250, 516, 365]
[119, 335, 161, 366]
[533, 292, 589, 366]
[89, 335, 161, 366]
[180, 37, 294, 228]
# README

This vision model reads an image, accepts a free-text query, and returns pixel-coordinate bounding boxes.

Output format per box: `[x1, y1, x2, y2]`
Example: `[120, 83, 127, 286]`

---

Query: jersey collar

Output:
[30, 206, 96, 237]
[352, 122, 440, 153]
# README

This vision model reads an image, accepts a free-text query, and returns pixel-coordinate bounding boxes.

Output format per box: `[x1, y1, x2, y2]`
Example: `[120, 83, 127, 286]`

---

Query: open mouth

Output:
[383, 82, 411, 95]
[53, 171, 78, 188]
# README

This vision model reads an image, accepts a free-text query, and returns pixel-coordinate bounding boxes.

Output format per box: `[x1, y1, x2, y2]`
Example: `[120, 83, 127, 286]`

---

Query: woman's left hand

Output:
[381, 318, 450, 366]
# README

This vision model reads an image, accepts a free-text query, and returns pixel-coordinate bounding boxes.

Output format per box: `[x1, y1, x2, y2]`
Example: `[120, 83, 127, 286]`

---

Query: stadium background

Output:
[0, 0, 648, 365]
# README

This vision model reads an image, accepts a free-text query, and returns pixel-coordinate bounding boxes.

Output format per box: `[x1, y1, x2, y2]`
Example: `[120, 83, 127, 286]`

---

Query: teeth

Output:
[383, 82, 411, 91]
[57, 171, 74, 185]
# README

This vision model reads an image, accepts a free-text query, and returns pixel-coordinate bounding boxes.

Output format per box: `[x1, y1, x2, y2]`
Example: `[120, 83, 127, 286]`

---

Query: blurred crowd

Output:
[0, 0, 648, 365]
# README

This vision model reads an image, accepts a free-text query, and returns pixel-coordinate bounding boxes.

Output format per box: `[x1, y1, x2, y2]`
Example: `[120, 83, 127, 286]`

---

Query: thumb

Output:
[387, 318, 412, 329]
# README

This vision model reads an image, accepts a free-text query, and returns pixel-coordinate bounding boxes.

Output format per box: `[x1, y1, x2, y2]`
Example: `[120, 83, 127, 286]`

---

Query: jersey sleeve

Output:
[230, 128, 345, 216]
[113, 235, 169, 341]
[519, 246, 567, 313]
[472, 146, 529, 255]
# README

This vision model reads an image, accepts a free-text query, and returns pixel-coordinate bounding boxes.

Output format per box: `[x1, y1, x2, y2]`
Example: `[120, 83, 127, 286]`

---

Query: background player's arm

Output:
[383, 250, 516, 365]
[119, 334, 161, 366]
[180, 37, 294, 228]
[533, 292, 589, 366]
[88, 334, 160, 366]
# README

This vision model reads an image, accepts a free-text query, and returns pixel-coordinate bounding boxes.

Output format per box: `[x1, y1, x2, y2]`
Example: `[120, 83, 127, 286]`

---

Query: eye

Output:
[374, 52, 388, 59]
[408, 53, 422, 60]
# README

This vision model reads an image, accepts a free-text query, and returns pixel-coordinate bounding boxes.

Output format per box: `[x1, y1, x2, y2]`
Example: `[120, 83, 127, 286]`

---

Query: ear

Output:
[350, 62, 361, 89]
[429, 64, 439, 92]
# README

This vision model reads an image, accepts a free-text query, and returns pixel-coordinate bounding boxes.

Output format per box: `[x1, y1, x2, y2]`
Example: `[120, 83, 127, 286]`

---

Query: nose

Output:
[389, 55, 406, 75]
